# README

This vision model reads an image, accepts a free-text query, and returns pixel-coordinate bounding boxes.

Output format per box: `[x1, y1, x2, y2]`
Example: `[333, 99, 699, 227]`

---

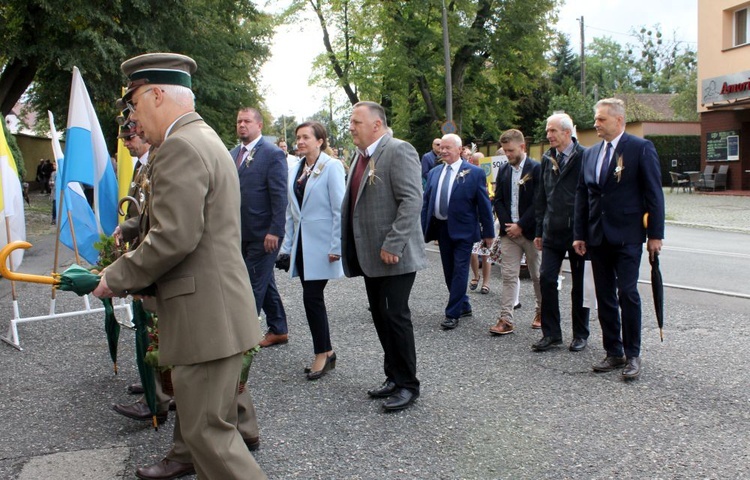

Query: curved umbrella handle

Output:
[0, 241, 60, 285]
[118, 196, 141, 217]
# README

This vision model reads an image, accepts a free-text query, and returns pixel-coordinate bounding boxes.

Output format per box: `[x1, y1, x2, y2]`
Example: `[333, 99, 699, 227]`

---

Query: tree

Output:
[550, 33, 580, 95]
[288, 0, 560, 153]
[585, 37, 635, 97]
[1, 0, 273, 149]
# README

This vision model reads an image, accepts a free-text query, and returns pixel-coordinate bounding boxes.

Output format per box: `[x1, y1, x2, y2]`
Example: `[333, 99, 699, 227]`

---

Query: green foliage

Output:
[645, 135, 701, 185]
[294, 0, 560, 152]
[93, 233, 121, 271]
[1, 0, 273, 150]
[1, 115, 25, 179]
[585, 37, 636, 96]
[532, 86, 595, 142]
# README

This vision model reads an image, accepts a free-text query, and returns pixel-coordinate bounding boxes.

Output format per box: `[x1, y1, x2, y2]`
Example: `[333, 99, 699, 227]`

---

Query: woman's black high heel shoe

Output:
[307, 352, 336, 380]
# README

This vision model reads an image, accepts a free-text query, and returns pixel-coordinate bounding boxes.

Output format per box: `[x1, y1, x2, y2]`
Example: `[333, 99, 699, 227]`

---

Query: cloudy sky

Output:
[259, 0, 698, 121]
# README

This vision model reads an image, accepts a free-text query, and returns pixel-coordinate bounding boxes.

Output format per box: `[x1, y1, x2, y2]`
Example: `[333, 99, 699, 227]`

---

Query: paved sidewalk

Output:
[664, 188, 750, 233]
[1, 190, 749, 479]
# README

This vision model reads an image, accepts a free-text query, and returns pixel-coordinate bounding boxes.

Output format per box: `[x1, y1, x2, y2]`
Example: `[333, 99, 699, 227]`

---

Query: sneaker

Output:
[489, 318, 514, 335]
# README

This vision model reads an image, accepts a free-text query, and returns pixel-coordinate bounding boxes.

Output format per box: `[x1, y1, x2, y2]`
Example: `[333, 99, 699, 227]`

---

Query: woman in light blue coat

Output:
[280, 121, 345, 380]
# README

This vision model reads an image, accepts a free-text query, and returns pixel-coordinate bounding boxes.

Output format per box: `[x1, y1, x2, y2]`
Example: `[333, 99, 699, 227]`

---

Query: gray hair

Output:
[161, 84, 195, 109]
[595, 98, 626, 121]
[546, 113, 574, 133]
[442, 133, 462, 148]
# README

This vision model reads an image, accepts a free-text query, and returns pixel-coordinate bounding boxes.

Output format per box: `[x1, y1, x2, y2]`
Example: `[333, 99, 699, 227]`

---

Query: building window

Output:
[736, 8, 749, 46]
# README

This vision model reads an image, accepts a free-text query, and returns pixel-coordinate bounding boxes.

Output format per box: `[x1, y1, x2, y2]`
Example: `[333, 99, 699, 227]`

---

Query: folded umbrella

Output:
[650, 253, 664, 342]
[132, 300, 159, 429]
[0, 241, 120, 373]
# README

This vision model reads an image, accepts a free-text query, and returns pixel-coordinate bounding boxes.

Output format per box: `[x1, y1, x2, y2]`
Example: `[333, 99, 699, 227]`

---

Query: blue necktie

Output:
[599, 143, 612, 185]
[438, 166, 453, 217]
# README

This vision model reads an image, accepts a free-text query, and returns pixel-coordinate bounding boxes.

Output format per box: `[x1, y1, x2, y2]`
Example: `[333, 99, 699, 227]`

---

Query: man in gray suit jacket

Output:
[94, 53, 265, 480]
[341, 101, 427, 412]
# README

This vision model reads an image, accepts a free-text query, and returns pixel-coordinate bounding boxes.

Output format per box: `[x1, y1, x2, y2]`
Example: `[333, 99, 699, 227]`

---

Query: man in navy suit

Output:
[231, 107, 289, 347]
[490, 129, 542, 336]
[420, 138, 441, 187]
[573, 98, 664, 380]
[422, 134, 495, 330]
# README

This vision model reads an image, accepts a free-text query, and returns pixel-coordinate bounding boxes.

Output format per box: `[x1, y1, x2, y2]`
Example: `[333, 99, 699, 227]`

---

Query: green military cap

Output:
[120, 52, 198, 101]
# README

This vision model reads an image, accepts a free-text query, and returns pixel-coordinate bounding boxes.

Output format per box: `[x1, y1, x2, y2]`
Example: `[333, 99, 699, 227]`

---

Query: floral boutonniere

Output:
[244, 146, 258, 168]
[312, 163, 325, 176]
[367, 157, 381, 185]
[457, 168, 471, 183]
[614, 155, 625, 183]
[518, 172, 532, 187]
[549, 157, 560, 175]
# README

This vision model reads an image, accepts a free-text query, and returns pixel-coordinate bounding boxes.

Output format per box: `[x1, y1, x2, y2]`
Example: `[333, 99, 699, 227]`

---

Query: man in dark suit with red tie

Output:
[421, 133, 495, 330]
[573, 98, 665, 380]
[231, 107, 289, 347]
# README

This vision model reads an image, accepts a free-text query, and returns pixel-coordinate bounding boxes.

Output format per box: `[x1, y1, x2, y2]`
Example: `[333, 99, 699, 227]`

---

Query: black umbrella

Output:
[649, 253, 664, 342]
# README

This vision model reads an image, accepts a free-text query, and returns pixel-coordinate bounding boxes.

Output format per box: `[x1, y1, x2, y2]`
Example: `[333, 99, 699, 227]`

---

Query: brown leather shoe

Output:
[127, 383, 144, 394]
[622, 357, 642, 380]
[243, 436, 260, 451]
[259, 331, 289, 348]
[135, 458, 195, 480]
[112, 402, 168, 424]
[531, 313, 542, 329]
[489, 318, 514, 335]
[592, 355, 627, 373]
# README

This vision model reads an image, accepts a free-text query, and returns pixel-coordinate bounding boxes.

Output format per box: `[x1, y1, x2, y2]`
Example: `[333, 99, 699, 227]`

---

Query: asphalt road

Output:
[1, 227, 750, 479]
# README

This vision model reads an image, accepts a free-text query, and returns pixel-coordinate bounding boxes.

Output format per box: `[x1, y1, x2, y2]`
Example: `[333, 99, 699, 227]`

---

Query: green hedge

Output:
[645, 135, 701, 187]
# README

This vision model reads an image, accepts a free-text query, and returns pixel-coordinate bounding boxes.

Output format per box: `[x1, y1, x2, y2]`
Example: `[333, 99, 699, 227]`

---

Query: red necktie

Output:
[349, 153, 370, 215]
[236, 146, 247, 169]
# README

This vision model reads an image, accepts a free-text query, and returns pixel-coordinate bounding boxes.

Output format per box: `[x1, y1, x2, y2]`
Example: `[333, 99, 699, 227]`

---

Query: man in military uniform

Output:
[93, 53, 265, 480]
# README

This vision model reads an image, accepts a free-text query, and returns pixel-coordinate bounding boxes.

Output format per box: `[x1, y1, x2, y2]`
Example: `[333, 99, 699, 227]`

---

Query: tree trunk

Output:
[310, 0, 360, 106]
[0, 58, 38, 117]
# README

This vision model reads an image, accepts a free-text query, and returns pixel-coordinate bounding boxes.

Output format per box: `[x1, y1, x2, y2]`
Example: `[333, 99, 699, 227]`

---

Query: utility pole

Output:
[579, 16, 586, 98]
[442, 0, 453, 123]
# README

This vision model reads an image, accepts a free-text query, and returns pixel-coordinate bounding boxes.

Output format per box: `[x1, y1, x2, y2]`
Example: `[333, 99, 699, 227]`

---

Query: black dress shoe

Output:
[128, 383, 144, 395]
[113, 402, 168, 423]
[307, 352, 336, 380]
[441, 317, 459, 330]
[622, 357, 642, 379]
[367, 379, 397, 398]
[243, 436, 260, 451]
[531, 336, 562, 352]
[592, 355, 627, 373]
[135, 458, 195, 480]
[460, 309, 473, 318]
[382, 388, 419, 412]
[569, 337, 587, 352]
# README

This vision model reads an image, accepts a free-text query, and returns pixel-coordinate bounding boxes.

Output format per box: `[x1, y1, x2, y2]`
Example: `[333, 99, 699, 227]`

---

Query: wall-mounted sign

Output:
[702, 70, 750, 105]
[706, 130, 739, 162]
[727, 135, 740, 161]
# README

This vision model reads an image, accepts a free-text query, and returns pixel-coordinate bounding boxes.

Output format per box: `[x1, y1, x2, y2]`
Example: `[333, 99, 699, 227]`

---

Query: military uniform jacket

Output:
[105, 112, 261, 366]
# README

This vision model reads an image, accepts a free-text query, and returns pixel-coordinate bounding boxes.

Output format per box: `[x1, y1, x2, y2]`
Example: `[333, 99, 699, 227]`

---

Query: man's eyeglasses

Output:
[126, 88, 154, 113]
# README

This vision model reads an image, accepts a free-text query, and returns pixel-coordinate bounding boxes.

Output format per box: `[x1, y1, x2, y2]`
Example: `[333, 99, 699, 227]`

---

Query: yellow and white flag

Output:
[0, 122, 26, 268]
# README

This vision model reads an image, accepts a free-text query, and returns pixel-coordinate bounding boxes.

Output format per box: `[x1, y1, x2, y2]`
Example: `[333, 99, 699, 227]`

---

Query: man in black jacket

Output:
[489, 129, 541, 335]
[532, 113, 590, 352]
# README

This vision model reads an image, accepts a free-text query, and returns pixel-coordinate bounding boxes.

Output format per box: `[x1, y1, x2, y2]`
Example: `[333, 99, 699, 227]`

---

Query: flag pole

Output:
[4, 216, 18, 301]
